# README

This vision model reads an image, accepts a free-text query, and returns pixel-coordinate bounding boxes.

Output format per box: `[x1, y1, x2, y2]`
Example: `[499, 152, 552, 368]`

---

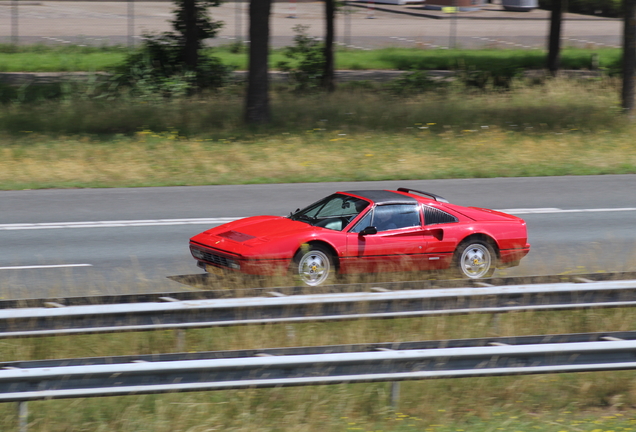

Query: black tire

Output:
[451, 240, 496, 279]
[292, 244, 335, 286]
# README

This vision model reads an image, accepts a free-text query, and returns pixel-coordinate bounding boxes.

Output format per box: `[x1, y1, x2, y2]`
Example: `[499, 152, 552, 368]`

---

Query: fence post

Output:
[449, 0, 458, 49]
[287, 0, 297, 18]
[366, 0, 375, 19]
[235, 0, 242, 42]
[344, 1, 351, 47]
[127, 0, 135, 48]
[11, 0, 18, 46]
[18, 401, 28, 432]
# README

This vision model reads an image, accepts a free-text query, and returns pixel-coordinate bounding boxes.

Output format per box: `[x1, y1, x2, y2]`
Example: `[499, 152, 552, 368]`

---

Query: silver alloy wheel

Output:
[459, 243, 492, 279]
[297, 249, 331, 286]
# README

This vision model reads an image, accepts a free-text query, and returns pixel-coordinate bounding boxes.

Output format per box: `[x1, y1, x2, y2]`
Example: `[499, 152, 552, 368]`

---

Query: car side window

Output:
[349, 209, 373, 233]
[372, 204, 421, 232]
[423, 205, 458, 225]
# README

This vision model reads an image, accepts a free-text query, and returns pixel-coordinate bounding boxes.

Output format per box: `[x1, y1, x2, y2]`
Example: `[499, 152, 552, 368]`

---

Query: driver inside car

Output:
[373, 207, 398, 232]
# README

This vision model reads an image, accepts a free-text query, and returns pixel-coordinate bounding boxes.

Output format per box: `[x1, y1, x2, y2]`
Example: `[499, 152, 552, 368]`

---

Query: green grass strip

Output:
[0, 44, 622, 72]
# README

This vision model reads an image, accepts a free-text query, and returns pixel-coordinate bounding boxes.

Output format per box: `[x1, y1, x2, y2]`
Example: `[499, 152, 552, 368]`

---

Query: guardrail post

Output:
[390, 381, 400, 409]
[175, 329, 186, 351]
[18, 401, 28, 432]
[490, 314, 501, 334]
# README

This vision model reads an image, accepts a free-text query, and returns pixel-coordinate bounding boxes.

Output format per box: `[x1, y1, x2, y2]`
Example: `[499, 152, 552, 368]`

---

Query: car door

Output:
[344, 204, 429, 273]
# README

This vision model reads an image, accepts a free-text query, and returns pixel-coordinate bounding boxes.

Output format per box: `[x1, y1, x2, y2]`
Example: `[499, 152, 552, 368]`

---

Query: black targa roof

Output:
[343, 190, 417, 205]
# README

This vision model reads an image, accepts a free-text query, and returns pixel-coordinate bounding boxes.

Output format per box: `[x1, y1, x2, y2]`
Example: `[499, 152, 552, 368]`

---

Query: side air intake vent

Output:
[424, 206, 458, 225]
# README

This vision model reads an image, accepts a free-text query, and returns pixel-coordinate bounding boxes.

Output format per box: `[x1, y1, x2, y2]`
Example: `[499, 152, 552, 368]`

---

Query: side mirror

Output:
[359, 226, 378, 236]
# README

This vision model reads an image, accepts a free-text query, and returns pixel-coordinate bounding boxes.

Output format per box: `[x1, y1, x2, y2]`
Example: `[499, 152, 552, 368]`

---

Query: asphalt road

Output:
[1, 175, 635, 299]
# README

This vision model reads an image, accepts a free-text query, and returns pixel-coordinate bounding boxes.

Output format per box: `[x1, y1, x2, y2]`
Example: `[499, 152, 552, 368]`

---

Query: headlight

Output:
[191, 248, 204, 259]
[228, 260, 241, 270]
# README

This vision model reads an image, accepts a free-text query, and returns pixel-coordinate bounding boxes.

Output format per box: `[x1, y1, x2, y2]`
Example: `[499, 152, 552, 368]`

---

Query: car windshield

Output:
[289, 194, 370, 231]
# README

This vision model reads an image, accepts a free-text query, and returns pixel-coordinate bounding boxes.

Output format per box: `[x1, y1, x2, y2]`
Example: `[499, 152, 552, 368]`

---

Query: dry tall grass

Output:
[2, 125, 634, 189]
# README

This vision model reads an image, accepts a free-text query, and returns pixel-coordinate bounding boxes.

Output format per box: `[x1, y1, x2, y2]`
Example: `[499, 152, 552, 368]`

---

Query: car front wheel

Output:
[293, 245, 334, 286]
[453, 240, 496, 279]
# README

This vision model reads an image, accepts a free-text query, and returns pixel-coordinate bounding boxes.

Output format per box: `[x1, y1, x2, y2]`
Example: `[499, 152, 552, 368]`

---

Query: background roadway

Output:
[1, 175, 635, 299]
[0, 1, 622, 49]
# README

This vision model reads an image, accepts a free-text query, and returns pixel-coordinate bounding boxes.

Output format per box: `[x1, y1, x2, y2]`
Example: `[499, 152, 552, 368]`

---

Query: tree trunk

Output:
[183, 0, 198, 69]
[547, 0, 565, 76]
[245, 0, 272, 124]
[623, 0, 636, 112]
[323, 0, 335, 92]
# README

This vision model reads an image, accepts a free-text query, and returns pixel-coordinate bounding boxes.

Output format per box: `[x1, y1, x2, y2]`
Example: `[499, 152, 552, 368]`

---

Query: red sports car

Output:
[189, 188, 530, 286]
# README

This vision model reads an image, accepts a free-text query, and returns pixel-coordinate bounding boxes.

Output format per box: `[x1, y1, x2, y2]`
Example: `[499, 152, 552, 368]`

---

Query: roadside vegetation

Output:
[0, 75, 634, 190]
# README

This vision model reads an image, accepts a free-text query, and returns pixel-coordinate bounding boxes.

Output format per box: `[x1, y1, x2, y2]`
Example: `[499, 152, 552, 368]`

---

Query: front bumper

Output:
[190, 243, 289, 276]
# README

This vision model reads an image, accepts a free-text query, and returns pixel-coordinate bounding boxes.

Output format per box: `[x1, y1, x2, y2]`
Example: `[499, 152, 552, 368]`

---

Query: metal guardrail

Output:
[3, 331, 636, 402]
[3, 278, 636, 338]
[3, 271, 636, 308]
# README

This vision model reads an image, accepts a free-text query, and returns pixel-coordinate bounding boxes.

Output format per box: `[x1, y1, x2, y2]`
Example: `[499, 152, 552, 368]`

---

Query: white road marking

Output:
[498, 208, 636, 215]
[0, 218, 241, 230]
[0, 208, 634, 231]
[0, 264, 93, 270]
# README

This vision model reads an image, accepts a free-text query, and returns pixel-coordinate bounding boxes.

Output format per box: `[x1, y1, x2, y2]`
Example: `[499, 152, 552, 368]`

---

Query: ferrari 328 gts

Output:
[189, 188, 530, 286]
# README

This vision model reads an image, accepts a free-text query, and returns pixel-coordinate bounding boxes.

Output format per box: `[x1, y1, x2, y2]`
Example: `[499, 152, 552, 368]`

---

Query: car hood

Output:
[190, 215, 317, 255]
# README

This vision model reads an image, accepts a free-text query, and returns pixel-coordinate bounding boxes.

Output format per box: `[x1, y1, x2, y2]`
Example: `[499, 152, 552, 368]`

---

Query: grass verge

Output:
[3, 127, 635, 189]
[221, 46, 622, 73]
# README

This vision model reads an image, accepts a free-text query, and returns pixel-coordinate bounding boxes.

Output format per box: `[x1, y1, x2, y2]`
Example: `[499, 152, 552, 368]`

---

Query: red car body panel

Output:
[189, 189, 530, 279]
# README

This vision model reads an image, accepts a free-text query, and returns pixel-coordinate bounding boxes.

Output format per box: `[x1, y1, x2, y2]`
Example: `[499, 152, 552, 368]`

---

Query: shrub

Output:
[277, 25, 326, 91]
[115, 0, 231, 96]
[116, 33, 231, 98]
[388, 70, 444, 95]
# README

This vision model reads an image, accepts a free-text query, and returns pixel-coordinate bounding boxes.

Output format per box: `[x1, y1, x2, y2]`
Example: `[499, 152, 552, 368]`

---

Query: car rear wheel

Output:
[293, 245, 334, 286]
[453, 240, 496, 279]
